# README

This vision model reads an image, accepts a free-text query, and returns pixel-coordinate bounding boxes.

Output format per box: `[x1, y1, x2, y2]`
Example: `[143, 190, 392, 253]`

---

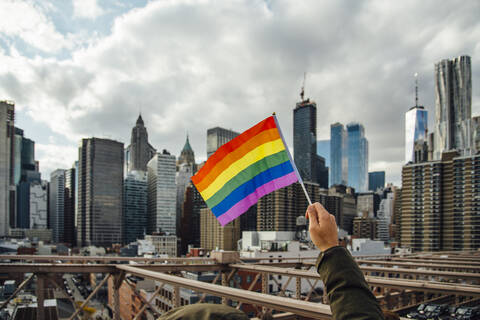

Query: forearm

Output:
[316, 246, 384, 320]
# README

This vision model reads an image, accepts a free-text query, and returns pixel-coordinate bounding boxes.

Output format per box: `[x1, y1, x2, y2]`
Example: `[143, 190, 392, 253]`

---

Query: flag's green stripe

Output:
[205, 150, 289, 208]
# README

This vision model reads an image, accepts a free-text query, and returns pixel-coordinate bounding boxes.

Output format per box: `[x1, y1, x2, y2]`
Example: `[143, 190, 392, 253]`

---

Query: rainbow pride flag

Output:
[191, 115, 300, 226]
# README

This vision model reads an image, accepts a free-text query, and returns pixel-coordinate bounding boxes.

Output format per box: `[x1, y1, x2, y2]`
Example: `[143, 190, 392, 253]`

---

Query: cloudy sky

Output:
[0, 0, 479, 185]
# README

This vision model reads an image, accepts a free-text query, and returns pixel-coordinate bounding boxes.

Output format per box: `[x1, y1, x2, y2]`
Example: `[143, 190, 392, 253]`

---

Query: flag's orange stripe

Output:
[191, 116, 276, 184]
[194, 128, 281, 192]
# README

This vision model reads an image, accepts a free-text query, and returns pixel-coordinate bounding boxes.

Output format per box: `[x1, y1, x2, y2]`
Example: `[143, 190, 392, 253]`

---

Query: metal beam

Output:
[229, 264, 480, 296]
[124, 278, 162, 316]
[0, 263, 223, 274]
[355, 260, 480, 272]
[36, 274, 46, 320]
[133, 283, 164, 320]
[117, 265, 333, 319]
[68, 274, 111, 320]
[0, 273, 34, 310]
[0, 254, 213, 264]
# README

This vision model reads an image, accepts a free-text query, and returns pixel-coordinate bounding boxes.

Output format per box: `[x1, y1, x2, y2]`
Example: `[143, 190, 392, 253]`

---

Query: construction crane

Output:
[300, 72, 306, 102]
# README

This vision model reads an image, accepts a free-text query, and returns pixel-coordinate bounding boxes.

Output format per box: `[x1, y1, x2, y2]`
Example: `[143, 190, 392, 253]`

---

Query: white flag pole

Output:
[272, 113, 312, 206]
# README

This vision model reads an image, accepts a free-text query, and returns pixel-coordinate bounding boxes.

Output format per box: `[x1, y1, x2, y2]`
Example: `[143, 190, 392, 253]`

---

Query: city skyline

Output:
[0, 1, 479, 186]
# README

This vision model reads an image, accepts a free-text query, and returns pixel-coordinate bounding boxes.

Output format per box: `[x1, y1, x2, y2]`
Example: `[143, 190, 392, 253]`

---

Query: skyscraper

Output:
[126, 115, 156, 172]
[330, 123, 347, 186]
[206, 127, 238, 158]
[64, 167, 76, 246]
[473, 116, 480, 154]
[368, 171, 385, 191]
[124, 170, 148, 244]
[29, 180, 48, 229]
[50, 169, 65, 243]
[405, 75, 428, 163]
[177, 135, 195, 167]
[434, 55, 472, 159]
[346, 123, 368, 192]
[401, 151, 480, 251]
[0, 101, 15, 236]
[15, 130, 40, 229]
[293, 99, 317, 183]
[147, 150, 176, 235]
[77, 138, 124, 247]
[257, 182, 320, 231]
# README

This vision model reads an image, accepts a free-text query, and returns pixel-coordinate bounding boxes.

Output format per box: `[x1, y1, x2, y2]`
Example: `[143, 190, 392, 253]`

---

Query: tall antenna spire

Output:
[300, 72, 306, 101]
[414, 73, 418, 107]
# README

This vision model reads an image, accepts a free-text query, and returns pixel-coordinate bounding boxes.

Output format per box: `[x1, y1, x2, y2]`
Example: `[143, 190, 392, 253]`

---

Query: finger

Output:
[307, 204, 319, 226]
[313, 202, 329, 220]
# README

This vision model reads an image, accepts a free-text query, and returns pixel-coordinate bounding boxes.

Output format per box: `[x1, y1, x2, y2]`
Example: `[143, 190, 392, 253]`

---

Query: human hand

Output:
[305, 202, 339, 252]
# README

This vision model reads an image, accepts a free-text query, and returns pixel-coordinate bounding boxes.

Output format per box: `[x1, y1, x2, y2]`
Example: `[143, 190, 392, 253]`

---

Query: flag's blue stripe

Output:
[210, 160, 294, 217]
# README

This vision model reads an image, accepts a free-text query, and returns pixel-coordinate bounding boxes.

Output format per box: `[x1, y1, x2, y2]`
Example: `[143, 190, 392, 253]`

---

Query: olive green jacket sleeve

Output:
[316, 246, 384, 320]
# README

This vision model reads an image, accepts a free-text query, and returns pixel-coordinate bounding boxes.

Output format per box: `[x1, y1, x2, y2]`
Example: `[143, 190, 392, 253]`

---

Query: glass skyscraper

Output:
[330, 123, 347, 186]
[405, 106, 428, 163]
[124, 170, 148, 244]
[434, 55, 472, 159]
[368, 171, 385, 191]
[347, 123, 368, 192]
[293, 99, 317, 183]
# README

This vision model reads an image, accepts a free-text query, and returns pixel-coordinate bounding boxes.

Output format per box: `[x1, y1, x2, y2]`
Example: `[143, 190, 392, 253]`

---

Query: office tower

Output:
[200, 207, 240, 251]
[376, 192, 393, 242]
[147, 150, 176, 235]
[64, 167, 76, 246]
[347, 123, 368, 192]
[206, 127, 238, 158]
[29, 180, 48, 229]
[176, 135, 196, 237]
[391, 187, 402, 242]
[0, 101, 15, 236]
[293, 98, 317, 183]
[434, 56, 472, 159]
[315, 155, 329, 188]
[357, 192, 381, 217]
[257, 182, 320, 231]
[353, 212, 377, 240]
[401, 151, 480, 251]
[177, 135, 195, 167]
[15, 130, 41, 229]
[77, 138, 124, 247]
[126, 114, 156, 172]
[50, 169, 65, 243]
[368, 171, 385, 191]
[327, 185, 357, 234]
[405, 74, 428, 163]
[179, 183, 205, 254]
[330, 123, 347, 186]
[317, 139, 330, 167]
[473, 116, 480, 154]
[124, 170, 147, 244]
[405, 107, 428, 162]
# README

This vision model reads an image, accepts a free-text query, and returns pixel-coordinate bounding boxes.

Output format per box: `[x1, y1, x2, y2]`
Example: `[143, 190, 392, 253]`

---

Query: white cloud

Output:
[0, 0, 71, 53]
[36, 143, 78, 178]
[73, 0, 105, 19]
[0, 0, 479, 183]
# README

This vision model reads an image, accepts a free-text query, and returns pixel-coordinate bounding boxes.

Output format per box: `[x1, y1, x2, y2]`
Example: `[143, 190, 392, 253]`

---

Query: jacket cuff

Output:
[315, 246, 350, 277]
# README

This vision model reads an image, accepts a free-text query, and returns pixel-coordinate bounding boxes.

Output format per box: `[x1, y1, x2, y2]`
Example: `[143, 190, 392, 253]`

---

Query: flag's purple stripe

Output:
[216, 172, 298, 226]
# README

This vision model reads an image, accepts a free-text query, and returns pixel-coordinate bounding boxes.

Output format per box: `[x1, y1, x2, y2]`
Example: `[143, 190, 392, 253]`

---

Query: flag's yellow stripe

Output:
[200, 139, 285, 200]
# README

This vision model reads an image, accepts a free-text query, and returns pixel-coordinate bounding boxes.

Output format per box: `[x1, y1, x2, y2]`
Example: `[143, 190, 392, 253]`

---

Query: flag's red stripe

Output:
[194, 128, 280, 192]
[191, 116, 276, 185]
